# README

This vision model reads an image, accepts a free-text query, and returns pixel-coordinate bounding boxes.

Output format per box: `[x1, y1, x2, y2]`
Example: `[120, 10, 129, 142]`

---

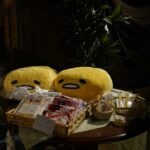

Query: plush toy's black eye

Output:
[58, 79, 64, 84]
[79, 79, 87, 84]
[11, 80, 18, 85]
[34, 80, 41, 85]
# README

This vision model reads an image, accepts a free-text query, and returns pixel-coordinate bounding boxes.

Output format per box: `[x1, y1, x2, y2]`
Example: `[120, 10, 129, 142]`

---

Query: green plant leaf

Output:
[100, 4, 110, 10]
[102, 33, 110, 44]
[112, 5, 121, 17]
[63, 0, 130, 69]
[103, 18, 112, 25]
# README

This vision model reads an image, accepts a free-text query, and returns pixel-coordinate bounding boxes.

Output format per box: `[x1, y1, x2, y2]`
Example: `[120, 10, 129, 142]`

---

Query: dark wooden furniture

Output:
[2, 87, 150, 150]
[32, 118, 150, 150]
[1, 88, 149, 150]
[34, 87, 150, 150]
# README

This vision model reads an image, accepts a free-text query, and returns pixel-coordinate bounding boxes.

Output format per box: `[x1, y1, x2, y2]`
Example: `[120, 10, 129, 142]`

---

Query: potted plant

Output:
[61, 0, 130, 71]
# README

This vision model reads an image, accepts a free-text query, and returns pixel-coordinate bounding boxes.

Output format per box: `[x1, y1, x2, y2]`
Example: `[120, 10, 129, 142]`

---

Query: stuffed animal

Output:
[53, 67, 113, 102]
[3, 66, 57, 94]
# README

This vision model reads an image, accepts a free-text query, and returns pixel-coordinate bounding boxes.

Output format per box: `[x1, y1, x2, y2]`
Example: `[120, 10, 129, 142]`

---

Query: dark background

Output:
[0, 0, 150, 148]
[0, 0, 150, 89]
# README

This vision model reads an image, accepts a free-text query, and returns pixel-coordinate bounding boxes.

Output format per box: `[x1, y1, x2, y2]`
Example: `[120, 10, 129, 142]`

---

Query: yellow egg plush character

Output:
[53, 67, 113, 102]
[3, 66, 57, 93]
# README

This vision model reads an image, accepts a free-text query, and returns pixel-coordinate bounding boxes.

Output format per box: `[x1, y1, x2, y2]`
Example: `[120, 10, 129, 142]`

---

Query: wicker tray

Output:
[6, 109, 35, 127]
[115, 107, 144, 116]
[6, 104, 91, 136]
[54, 105, 91, 136]
[92, 108, 113, 120]
[113, 96, 145, 120]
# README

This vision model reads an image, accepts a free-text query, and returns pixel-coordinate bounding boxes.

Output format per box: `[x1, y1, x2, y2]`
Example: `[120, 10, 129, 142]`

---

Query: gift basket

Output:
[109, 89, 146, 120]
[6, 108, 35, 127]
[6, 103, 91, 136]
[6, 88, 91, 136]
[92, 101, 113, 120]
[93, 89, 147, 127]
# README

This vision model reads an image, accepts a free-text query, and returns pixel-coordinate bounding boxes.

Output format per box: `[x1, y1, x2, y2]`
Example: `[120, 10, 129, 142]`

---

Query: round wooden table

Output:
[35, 118, 150, 150]
[3, 91, 150, 150]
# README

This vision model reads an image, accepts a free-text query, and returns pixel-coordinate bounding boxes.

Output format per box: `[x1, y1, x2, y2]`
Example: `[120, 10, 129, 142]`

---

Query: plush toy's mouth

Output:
[16, 85, 35, 90]
[63, 83, 80, 89]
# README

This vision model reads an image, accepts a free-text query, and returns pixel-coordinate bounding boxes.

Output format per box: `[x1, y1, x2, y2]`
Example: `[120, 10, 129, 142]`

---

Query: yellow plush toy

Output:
[53, 67, 113, 102]
[3, 66, 57, 93]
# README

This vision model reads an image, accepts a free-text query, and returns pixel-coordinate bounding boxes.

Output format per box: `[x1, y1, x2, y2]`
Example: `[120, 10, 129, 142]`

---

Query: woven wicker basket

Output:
[92, 108, 113, 120]
[114, 96, 145, 120]
[6, 109, 35, 127]
[6, 105, 91, 136]
[115, 107, 144, 116]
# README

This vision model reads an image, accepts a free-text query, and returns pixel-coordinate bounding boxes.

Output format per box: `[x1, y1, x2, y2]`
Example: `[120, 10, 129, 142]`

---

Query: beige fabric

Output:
[19, 117, 109, 149]
[19, 127, 53, 150]
[6, 130, 15, 150]
[20, 128, 149, 150]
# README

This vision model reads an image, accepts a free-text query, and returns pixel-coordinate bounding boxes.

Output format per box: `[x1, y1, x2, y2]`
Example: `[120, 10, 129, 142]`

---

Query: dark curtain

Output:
[0, 26, 6, 65]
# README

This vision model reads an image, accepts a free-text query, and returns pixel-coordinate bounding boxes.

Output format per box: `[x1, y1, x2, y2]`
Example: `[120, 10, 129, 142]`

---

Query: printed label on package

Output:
[32, 115, 56, 135]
